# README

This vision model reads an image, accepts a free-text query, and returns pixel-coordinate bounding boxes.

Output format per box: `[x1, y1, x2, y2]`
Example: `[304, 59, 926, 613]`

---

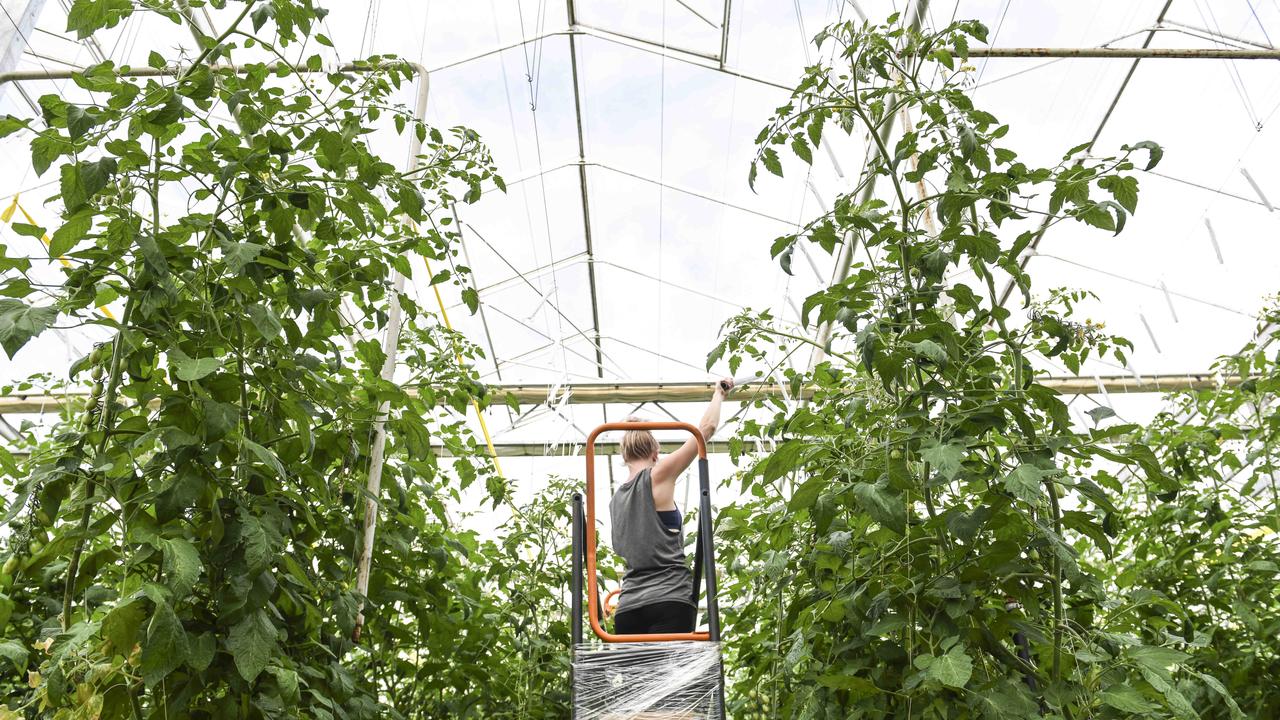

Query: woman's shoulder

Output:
[612, 469, 651, 499]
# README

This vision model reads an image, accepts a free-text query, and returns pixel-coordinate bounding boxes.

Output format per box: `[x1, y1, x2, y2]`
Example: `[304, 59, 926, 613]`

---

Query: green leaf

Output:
[789, 474, 825, 511]
[187, 632, 216, 673]
[60, 157, 117, 212]
[221, 240, 265, 274]
[461, 287, 479, 314]
[778, 243, 795, 275]
[1098, 685, 1156, 713]
[1125, 140, 1163, 170]
[140, 600, 189, 688]
[1191, 670, 1245, 720]
[239, 510, 277, 572]
[920, 644, 972, 688]
[269, 666, 301, 704]
[851, 478, 906, 535]
[251, 3, 274, 31]
[243, 439, 287, 479]
[246, 303, 282, 341]
[921, 440, 964, 480]
[102, 598, 146, 654]
[160, 538, 202, 597]
[10, 222, 45, 239]
[0, 114, 30, 138]
[202, 399, 238, 440]
[173, 355, 222, 382]
[65, 104, 96, 139]
[762, 147, 783, 178]
[1003, 464, 1044, 504]
[815, 672, 879, 699]
[1127, 645, 1189, 676]
[228, 609, 279, 682]
[1085, 406, 1115, 425]
[1141, 667, 1197, 719]
[806, 113, 825, 149]
[0, 639, 28, 671]
[791, 137, 813, 164]
[909, 339, 947, 366]
[0, 299, 58, 359]
[1098, 175, 1139, 213]
[65, 0, 132, 39]
[48, 211, 94, 258]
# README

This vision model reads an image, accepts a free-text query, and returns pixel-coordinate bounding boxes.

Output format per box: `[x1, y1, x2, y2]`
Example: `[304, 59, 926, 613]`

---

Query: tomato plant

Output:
[711, 15, 1245, 719]
[0, 0, 504, 716]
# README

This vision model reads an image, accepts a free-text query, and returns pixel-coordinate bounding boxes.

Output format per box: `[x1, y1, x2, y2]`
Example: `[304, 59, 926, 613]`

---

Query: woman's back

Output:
[609, 468, 694, 613]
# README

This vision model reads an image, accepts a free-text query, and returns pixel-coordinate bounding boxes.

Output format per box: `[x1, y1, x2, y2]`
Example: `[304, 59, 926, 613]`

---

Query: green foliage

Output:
[0, 0, 504, 716]
[712, 14, 1250, 719]
[1105, 302, 1280, 719]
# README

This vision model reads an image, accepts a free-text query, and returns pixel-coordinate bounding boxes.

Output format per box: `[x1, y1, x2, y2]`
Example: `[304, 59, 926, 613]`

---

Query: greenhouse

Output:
[0, 0, 1278, 717]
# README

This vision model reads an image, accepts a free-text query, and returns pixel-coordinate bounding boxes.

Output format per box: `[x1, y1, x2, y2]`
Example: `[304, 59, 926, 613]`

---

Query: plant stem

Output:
[181, 0, 257, 77]
[62, 296, 135, 630]
[1047, 485, 1064, 681]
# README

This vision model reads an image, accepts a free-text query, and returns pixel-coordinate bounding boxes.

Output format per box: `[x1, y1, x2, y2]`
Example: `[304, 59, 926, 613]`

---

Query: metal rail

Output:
[0, 374, 1247, 415]
[969, 47, 1280, 59]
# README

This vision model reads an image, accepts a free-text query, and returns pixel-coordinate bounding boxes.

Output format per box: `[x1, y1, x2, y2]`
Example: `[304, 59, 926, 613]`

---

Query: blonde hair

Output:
[620, 416, 659, 463]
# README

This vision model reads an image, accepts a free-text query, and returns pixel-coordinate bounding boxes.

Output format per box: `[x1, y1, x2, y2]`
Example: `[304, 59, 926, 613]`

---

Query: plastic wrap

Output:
[573, 641, 722, 719]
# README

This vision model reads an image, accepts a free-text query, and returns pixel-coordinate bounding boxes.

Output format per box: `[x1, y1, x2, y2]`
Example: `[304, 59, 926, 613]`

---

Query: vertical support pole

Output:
[571, 493, 584, 645]
[353, 63, 431, 642]
[698, 459, 720, 639]
[571, 492, 584, 716]
[698, 457, 727, 720]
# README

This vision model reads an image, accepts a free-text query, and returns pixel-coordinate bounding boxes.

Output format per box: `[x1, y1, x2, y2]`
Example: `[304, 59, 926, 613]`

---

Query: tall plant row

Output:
[0, 0, 511, 716]
[710, 15, 1273, 720]
[0, 4, 1276, 720]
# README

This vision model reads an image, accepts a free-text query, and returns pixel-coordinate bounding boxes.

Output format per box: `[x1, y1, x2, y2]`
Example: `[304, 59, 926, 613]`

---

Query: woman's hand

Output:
[715, 377, 735, 397]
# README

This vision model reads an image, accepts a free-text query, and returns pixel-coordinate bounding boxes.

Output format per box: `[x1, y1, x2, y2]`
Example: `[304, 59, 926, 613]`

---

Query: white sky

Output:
[2, 0, 1279, 514]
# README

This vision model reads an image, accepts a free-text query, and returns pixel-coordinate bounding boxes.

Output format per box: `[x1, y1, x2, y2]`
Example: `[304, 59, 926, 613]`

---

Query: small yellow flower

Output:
[27, 670, 41, 688]
[36, 637, 54, 652]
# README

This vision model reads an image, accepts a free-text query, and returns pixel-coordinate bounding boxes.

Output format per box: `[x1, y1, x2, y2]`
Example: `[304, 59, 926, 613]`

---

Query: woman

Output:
[609, 378, 734, 635]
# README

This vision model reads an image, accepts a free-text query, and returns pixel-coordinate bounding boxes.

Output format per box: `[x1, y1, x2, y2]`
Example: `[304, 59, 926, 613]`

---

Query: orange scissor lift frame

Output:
[570, 421, 727, 718]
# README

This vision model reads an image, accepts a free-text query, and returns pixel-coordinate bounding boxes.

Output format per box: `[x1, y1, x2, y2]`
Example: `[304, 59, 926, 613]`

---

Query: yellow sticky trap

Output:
[4, 194, 117, 321]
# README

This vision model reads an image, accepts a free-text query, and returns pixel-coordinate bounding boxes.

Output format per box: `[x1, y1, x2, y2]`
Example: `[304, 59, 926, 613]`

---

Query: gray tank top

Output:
[609, 468, 694, 612]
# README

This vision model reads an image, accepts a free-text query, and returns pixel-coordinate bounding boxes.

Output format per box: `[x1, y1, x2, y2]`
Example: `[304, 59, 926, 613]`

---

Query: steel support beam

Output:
[969, 47, 1280, 59]
[429, 28, 792, 92]
[565, 18, 604, 381]
[0, 374, 1249, 414]
[1159, 19, 1276, 50]
[719, 0, 732, 69]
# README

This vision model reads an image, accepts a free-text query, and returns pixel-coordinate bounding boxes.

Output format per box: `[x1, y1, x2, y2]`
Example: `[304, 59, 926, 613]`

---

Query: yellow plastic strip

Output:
[423, 256, 504, 477]
[4, 194, 117, 321]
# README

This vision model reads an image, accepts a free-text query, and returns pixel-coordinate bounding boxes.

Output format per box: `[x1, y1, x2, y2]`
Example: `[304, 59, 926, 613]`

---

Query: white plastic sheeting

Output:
[573, 641, 723, 719]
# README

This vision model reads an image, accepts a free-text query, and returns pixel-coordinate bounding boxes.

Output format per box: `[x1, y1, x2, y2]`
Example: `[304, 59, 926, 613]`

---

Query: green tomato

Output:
[889, 449, 903, 460]
[2, 555, 17, 575]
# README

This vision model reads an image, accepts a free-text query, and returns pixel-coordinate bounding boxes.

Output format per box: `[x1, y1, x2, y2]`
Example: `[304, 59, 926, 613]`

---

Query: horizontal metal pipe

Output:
[0, 374, 1247, 414]
[969, 47, 1280, 59]
[0, 60, 417, 87]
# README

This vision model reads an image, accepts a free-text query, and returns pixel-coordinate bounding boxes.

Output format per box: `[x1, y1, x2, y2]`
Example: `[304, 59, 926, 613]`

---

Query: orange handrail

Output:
[584, 421, 711, 642]
[603, 588, 621, 616]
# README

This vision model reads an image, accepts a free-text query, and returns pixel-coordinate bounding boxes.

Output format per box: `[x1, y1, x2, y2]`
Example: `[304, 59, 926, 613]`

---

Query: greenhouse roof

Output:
[2, 0, 1279, 481]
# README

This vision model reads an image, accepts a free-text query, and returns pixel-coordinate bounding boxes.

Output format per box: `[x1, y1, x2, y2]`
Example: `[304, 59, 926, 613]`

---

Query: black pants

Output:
[614, 601, 697, 635]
